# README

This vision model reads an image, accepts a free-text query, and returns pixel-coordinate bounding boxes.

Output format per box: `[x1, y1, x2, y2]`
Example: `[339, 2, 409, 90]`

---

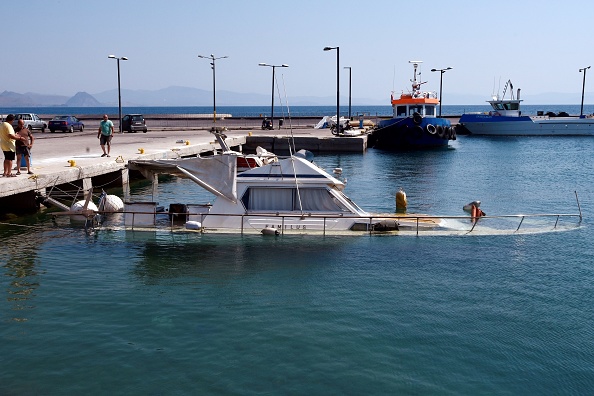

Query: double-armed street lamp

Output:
[324, 46, 340, 127]
[258, 63, 289, 129]
[430, 67, 452, 117]
[198, 54, 228, 123]
[579, 66, 591, 117]
[344, 66, 352, 120]
[108, 54, 128, 133]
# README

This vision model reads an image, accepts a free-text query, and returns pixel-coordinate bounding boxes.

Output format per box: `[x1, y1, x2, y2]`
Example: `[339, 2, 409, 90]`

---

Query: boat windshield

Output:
[241, 187, 352, 213]
[492, 102, 520, 111]
[425, 105, 436, 116]
[409, 106, 423, 116]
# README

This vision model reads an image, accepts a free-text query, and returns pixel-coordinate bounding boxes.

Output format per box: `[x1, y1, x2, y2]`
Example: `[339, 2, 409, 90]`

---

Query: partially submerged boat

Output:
[458, 80, 594, 136]
[126, 151, 448, 234]
[369, 61, 456, 150]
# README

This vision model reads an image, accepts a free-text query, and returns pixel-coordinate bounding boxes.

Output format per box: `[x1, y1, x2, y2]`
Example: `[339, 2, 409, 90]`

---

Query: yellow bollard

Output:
[138, 148, 145, 154]
[248, 131, 252, 136]
[185, 140, 190, 145]
[68, 160, 76, 167]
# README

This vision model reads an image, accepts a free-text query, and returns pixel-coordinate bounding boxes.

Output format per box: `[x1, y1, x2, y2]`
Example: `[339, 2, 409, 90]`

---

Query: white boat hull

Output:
[460, 116, 594, 136]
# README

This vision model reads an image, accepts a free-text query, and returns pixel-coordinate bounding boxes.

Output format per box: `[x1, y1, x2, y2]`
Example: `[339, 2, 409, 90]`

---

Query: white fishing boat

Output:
[458, 80, 594, 136]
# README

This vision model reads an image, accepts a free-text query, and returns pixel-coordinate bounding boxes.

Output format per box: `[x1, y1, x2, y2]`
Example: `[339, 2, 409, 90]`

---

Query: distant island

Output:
[0, 87, 590, 107]
[0, 87, 383, 107]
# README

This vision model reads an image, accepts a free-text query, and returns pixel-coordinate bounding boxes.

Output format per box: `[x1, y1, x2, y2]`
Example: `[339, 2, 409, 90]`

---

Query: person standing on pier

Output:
[15, 119, 35, 175]
[97, 114, 114, 157]
[1, 114, 23, 177]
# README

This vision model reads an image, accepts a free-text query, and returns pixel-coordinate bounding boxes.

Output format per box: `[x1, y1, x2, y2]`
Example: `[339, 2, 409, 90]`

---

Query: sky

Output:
[3, 0, 594, 104]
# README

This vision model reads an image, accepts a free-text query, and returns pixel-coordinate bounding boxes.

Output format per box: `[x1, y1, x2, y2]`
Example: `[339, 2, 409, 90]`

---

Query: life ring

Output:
[443, 126, 451, 139]
[436, 125, 445, 138]
[412, 112, 422, 125]
[426, 124, 437, 134]
[413, 125, 424, 138]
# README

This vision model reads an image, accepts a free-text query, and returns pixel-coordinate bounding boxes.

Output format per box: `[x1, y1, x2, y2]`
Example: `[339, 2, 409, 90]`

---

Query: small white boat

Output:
[458, 80, 594, 136]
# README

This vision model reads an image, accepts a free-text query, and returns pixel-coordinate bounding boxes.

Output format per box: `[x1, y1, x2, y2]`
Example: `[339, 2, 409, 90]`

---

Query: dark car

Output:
[48, 115, 85, 133]
[121, 114, 147, 133]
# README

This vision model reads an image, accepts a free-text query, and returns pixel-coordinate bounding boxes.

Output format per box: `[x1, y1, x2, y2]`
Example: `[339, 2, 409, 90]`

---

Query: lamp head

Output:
[323, 47, 334, 51]
[281, 64, 289, 68]
[108, 55, 116, 59]
[121, 57, 128, 61]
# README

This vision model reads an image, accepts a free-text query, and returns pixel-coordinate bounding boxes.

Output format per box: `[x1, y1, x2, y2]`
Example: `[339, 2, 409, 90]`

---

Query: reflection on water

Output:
[2, 236, 42, 322]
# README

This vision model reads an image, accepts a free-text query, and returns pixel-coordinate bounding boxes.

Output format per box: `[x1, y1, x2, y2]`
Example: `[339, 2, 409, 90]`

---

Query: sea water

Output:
[1, 136, 594, 394]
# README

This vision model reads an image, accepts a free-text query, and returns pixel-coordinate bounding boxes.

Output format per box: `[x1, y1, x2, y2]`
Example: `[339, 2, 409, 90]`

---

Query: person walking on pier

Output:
[98, 114, 114, 157]
[1, 114, 23, 177]
[15, 119, 34, 175]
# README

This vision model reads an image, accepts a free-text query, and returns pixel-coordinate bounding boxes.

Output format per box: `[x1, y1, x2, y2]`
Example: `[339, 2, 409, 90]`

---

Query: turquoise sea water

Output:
[2, 135, 594, 394]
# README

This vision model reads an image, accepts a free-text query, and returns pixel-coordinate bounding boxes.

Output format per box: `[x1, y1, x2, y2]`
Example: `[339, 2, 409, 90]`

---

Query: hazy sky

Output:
[4, 0, 594, 104]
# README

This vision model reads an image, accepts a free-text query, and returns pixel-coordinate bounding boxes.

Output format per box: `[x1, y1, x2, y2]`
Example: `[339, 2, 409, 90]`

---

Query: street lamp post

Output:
[579, 66, 591, 117]
[198, 54, 228, 123]
[258, 63, 289, 129]
[324, 46, 340, 128]
[430, 67, 452, 117]
[108, 55, 128, 133]
[344, 66, 351, 120]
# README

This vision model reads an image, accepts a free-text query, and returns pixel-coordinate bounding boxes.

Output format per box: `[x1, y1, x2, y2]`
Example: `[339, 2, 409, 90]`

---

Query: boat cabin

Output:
[391, 94, 439, 118]
[390, 61, 440, 119]
[486, 97, 522, 117]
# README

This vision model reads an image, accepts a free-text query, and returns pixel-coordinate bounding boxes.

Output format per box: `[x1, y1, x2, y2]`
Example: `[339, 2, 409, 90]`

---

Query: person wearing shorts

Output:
[1, 114, 22, 177]
[97, 114, 114, 157]
[15, 119, 34, 175]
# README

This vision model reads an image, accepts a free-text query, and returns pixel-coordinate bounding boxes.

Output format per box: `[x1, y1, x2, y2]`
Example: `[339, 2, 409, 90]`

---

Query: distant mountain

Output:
[0, 90, 69, 107]
[0, 87, 591, 107]
[65, 91, 102, 107]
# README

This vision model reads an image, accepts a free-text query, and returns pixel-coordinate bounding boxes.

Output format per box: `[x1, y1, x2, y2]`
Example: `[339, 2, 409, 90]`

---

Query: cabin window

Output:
[503, 102, 519, 110]
[396, 106, 407, 117]
[409, 106, 423, 116]
[242, 187, 348, 212]
[425, 105, 436, 116]
[492, 103, 505, 110]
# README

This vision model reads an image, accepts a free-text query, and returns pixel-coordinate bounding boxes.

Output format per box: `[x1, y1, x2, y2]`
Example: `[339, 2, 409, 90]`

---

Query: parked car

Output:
[121, 114, 147, 133]
[12, 113, 47, 132]
[48, 115, 85, 133]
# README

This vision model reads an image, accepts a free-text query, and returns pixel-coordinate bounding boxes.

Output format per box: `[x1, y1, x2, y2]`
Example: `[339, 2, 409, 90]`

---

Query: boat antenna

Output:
[280, 73, 304, 214]
[392, 64, 396, 92]
[279, 73, 297, 155]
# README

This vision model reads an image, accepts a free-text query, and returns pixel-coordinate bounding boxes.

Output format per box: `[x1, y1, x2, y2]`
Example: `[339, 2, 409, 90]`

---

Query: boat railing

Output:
[105, 209, 582, 236]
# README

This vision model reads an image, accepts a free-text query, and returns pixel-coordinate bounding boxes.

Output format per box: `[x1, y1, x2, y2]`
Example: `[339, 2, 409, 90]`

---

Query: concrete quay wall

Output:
[0, 126, 366, 214]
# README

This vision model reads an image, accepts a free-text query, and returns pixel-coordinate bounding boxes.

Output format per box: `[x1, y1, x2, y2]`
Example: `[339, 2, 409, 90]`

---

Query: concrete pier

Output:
[0, 124, 368, 214]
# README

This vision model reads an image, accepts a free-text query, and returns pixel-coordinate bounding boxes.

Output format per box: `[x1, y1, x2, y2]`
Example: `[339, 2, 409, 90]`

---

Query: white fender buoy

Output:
[185, 221, 202, 230]
[396, 188, 407, 213]
[70, 200, 98, 222]
[261, 227, 280, 236]
[103, 195, 124, 212]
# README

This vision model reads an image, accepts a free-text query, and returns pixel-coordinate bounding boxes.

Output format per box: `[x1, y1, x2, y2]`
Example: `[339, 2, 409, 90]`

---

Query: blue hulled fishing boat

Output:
[369, 61, 455, 150]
